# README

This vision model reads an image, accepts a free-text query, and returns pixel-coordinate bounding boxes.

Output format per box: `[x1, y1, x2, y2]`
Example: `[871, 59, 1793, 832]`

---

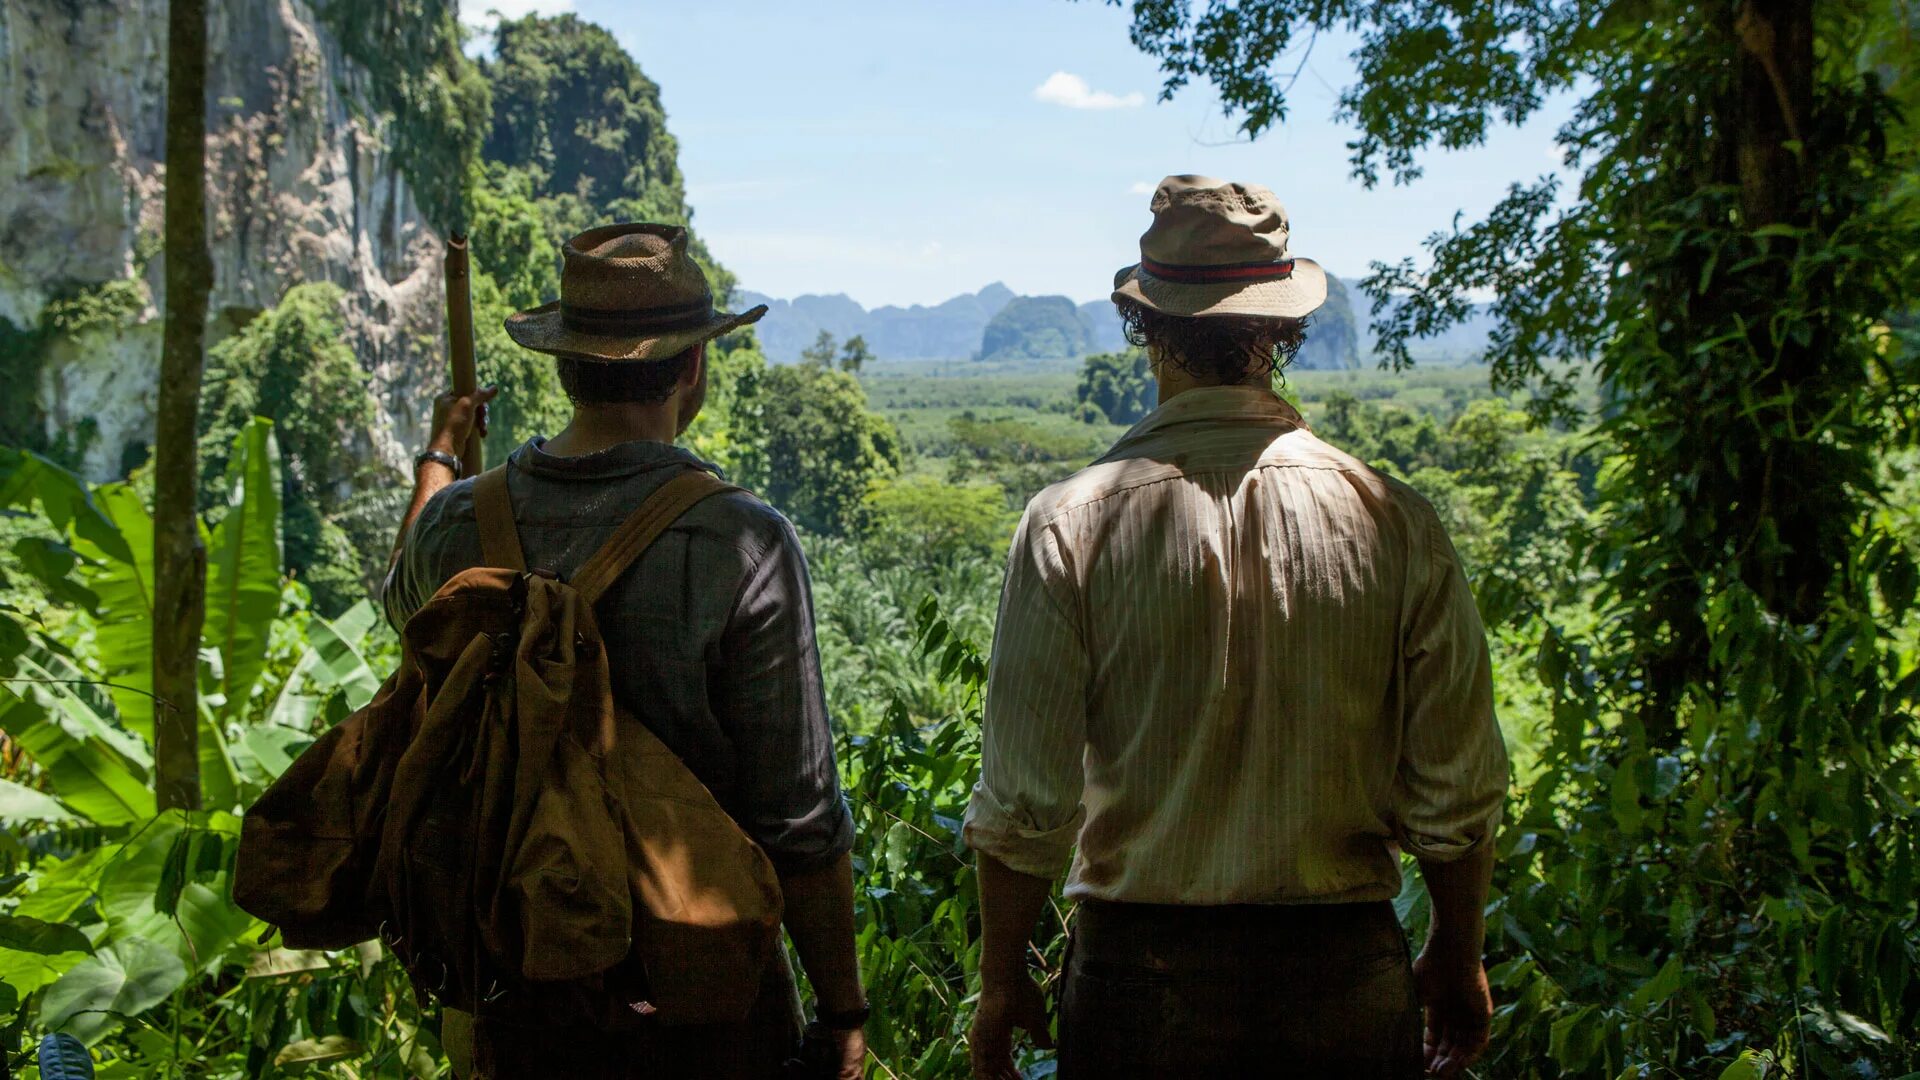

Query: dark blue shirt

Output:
[382, 438, 854, 873]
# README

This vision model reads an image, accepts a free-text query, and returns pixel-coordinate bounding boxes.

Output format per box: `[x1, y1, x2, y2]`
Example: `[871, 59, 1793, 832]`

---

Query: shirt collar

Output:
[508, 437, 723, 482]
[1113, 385, 1308, 449]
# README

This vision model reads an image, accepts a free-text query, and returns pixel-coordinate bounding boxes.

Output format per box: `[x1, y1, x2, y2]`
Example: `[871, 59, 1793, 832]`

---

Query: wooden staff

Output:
[444, 234, 483, 477]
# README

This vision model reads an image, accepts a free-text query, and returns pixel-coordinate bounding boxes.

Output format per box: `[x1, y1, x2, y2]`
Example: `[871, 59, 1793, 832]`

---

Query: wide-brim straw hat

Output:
[505, 223, 767, 362]
[1111, 175, 1327, 319]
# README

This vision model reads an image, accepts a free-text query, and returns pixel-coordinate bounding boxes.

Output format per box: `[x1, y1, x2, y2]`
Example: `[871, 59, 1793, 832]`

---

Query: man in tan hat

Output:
[384, 223, 869, 1079]
[964, 177, 1509, 1079]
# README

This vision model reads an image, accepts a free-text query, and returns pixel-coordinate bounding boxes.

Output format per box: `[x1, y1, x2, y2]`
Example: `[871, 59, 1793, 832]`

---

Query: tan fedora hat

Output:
[505, 223, 767, 362]
[1111, 175, 1327, 319]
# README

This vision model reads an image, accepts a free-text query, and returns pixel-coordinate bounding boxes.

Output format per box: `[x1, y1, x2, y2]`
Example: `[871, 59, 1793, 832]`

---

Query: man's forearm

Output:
[387, 455, 457, 568]
[1417, 842, 1495, 961]
[977, 852, 1056, 991]
[778, 852, 866, 1014]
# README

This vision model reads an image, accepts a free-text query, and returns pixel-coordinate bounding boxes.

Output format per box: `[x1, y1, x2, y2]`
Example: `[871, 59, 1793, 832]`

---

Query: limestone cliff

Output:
[0, 0, 443, 480]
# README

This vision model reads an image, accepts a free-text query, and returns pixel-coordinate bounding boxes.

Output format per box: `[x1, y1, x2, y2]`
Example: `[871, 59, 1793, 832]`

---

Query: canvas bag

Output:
[235, 466, 785, 1027]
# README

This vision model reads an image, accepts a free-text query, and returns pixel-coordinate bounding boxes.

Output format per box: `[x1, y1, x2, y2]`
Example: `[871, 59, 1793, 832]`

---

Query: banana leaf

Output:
[196, 698, 243, 814]
[266, 599, 380, 730]
[0, 647, 153, 826]
[0, 778, 78, 827]
[203, 419, 283, 717]
[71, 484, 156, 742]
[0, 448, 130, 563]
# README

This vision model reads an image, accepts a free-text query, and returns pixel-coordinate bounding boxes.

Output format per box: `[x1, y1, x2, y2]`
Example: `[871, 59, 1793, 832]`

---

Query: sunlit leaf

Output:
[72, 483, 157, 740]
[0, 778, 79, 826]
[204, 419, 284, 715]
[0, 647, 153, 825]
[39, 936, 188, 1045]
[274, 1035, 365, 1065]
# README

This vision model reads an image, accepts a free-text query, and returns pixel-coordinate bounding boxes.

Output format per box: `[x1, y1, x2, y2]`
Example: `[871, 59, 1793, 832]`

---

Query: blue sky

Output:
[473, 1, 1574, 307]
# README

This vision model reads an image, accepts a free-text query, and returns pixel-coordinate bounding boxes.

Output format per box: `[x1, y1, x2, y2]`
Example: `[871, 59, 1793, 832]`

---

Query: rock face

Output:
[0, 0, 442, 480]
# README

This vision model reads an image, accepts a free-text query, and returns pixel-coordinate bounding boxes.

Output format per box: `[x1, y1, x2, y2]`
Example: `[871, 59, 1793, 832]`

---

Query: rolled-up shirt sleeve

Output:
[381, 487, 454, 632]
[1392, 506, 1509, 862]
[715, 517, 855, 874]
[964, 512, 1089, 880]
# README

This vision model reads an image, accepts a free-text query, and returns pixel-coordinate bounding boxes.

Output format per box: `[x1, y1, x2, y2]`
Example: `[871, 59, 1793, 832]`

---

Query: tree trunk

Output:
[154, 0, 211, 811]
[1732, 0, 1823, 623]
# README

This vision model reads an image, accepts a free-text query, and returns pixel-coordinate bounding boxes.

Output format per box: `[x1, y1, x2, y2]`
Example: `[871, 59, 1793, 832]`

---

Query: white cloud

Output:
[1034, 72, 1145, 110]
[1129, 181, 1155, 195]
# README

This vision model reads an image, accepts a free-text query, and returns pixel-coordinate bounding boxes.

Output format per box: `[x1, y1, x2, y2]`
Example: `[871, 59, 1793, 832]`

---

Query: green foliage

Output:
[860, 478, 1015, 569]
[477, 13, 735, 299]
[942, 415, 1105, 509]
[683, 332, 771, 482]
[801, 330, 877, 374]
[198, 284, 379, 616]
[315, 0, 489, 232]
[0, 431, 439, 1071]
[979, 295, 1093, 362]
[470, 270, 571, 465]
[749, 362, 903, 536]
[1074, 347, 1154, 425]
[837, 605, 1066, 1078]
[484, 14, 689, 220]
[465, 161, 562, 313]
[203, 422, 284, 717]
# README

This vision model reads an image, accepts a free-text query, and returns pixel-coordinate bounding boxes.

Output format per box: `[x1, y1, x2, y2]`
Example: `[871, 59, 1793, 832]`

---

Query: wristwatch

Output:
[413, 448, 462, 478]
[817, 1003, 870, 1031]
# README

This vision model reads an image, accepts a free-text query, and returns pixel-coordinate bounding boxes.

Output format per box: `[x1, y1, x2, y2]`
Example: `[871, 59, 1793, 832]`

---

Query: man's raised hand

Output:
[428, 385, 498, 457]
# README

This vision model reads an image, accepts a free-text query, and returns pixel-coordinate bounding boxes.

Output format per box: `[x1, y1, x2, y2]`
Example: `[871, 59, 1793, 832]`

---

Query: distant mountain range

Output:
[737, 276, 1492, 369]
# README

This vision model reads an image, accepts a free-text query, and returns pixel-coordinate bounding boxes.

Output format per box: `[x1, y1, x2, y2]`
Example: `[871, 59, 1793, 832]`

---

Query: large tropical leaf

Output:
[0, 647, 154, 826]
[38, 1032, 96, 1080]
[0, 847, 113, 998]
[9, 537, 100, 610]
[266, 598, 380, 730]
[0, 777, 78, 827]
[39, 935, 188, 1045]
[0, 916, 94, 957]
[0, 448, 130, 563]
[92, 813, 252, 975]
[203, 419, 283, 717]
[196, 705, 243, 815]
[71, 484, 157, 741]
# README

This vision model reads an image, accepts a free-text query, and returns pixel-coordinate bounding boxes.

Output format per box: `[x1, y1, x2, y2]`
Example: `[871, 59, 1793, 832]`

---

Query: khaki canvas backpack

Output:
[235, 466, 784, 1028]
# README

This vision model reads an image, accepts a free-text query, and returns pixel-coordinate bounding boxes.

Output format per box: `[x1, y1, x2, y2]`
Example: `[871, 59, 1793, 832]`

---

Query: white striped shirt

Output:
[963, 386, 1508, 905]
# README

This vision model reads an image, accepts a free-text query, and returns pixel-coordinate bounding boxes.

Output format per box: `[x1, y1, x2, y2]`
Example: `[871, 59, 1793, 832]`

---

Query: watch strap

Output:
[414, 448, 462, 478]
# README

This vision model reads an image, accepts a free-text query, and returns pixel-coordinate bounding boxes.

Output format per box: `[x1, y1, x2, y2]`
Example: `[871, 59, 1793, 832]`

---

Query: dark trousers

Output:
[463, 949, 804, 1079]
[1058, 899, 1423, 1079]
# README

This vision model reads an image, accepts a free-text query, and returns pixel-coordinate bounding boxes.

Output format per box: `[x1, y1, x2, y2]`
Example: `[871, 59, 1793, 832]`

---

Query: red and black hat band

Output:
[1138, 257, 1296, 285]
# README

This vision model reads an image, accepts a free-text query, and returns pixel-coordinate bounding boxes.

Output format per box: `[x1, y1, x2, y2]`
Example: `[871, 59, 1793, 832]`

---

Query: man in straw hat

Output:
[964, 177, 1509, 1079]
[383, 223, 868, 1078]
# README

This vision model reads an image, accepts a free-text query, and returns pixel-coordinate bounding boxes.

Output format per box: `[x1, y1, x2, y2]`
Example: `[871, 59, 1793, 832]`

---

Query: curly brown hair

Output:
[1115, 298, 1309, 384]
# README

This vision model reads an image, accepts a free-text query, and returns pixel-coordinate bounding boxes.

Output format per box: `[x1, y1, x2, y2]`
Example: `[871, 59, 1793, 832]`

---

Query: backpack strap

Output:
[473, 466, 528, 572]
[570, 470, 743, 605]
